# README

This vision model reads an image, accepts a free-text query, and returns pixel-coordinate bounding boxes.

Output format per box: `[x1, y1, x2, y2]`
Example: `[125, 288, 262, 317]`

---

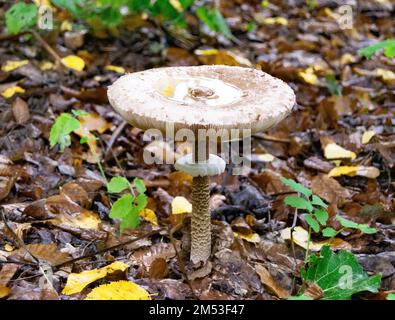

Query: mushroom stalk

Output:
[191, 175, 211, 264]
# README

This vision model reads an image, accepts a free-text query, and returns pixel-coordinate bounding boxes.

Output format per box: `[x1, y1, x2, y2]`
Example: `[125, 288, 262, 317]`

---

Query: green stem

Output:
[305, 226, 312, 263]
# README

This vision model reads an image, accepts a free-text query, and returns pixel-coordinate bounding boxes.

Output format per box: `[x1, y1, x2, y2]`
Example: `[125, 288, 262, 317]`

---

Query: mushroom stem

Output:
[190, 175, 211, 264]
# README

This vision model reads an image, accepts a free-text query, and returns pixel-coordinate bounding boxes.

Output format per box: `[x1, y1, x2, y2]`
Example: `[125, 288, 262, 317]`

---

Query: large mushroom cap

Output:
[108, 65, 295, 135]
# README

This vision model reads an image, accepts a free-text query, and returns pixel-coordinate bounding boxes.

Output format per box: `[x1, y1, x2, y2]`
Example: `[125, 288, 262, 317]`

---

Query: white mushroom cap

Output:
[175, 154, 226, 177]
[107, 65, 295, 135]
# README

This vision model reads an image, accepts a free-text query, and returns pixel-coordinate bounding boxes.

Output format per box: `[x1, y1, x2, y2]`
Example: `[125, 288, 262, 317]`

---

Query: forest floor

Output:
[0, 0, 394, 300]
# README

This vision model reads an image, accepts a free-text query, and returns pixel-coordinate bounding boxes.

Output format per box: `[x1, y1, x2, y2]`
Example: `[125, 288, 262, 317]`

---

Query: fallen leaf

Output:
[310, 174, 352, 207]
[171, 196, 192, 214]
[61, 55, 85, 71]
[233, 232, 261, 243]
[329, 166, 380, 179]
[104, 65, 125, 74]
[0, 263, 19, 286]
[260, 17, 288, 26]
[39, 61, 55, 71]
[362, 130, 376, 144]
[85, 280, 151, 300]
[1, 60, 29, 72]
[1, 86, 25, 98]
[62, 261, 129, 295]
[149, 258, 169, 279]
[12, 97, 30, 124]
[281, 227, 352, 251]
[324, 143, 356, 160]
[139, 208, 158, 226]
[255, 264, 291, 299]
[195, 49, 252, 67]
[376, 68, 395, 85]
[299, 67, 319, 85]
[0, 286, 11, 299]
[11, 243, 71, 265]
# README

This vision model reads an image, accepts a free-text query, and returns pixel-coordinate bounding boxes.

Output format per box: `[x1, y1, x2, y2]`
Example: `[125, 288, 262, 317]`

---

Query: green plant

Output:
[49, 111, 148, 232]
[298, 246, 381, 300]
[196, 6, 233, 39]
[5, 2, 38, 34]
[358, 39, 395, 59]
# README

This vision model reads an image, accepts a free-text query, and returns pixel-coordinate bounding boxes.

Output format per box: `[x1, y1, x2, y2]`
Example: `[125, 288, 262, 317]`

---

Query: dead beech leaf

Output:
[61, 55, 85, 71]
[12, 97, 30, 124]
[1, 85, 25, 98]
[85, 280, 151, 300]
[139, 209, 158, 226]
[281, 227, 352, 251]
[62, 261, 129, 295]
[0, 263, 19, 286]
[255, 264, 291, 299]
[310, 174, 352, 207]
[171, 196, 192, 214]
[130, 242, 178, 270]
[0, 156, 20, 201]
[11, 243, 71, 265]
[195, 49, 252, 67]
[329, 166, 380, 179]
[0, 286, 11, 299]
[362, 131, 376, 144]
[1, 60, 29, 72]
[324, 143, 356, 160]
[149, 258, 169, 279]
[233, 232, 261, 243]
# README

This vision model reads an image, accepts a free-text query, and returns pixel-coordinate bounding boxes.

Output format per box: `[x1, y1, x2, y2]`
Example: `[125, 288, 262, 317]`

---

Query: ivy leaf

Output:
[314, 209, 329, 226]
[107, 177, 130, 193]
[302, 246, 381, 300]
[311, 195, 328, 208]
[133, 177, 147, 194]
[5, 3, 38, 34]
[280, 177, 312, 198]
[284, 196, 314, 212]
[49, 113, 81, 152]
[305, 214, 320, 233]
[322, 227, 337, 238]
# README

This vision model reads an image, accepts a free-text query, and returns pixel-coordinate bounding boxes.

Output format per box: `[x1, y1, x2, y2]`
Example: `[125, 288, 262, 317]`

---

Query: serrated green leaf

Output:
[49, 113, 81, 152]
[314, 209, 329, 226]
[302, 246, 381, 300]
[5, 3, 38, 34]
[322, 227, 337, 238]
[284, 196, 314, 212]
[311, 195, 328, 208]
[107, 177, 130, 193]
[133, 177, 146, 194]
[280, 177, 312, 198]
[305, 214, 320, 233]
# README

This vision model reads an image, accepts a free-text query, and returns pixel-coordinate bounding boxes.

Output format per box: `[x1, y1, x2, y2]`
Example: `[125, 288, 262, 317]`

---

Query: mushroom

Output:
[108, 65, 295, 265]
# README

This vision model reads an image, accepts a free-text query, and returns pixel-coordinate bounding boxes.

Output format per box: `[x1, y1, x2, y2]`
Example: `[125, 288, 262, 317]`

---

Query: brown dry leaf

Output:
[255, 264, 291, 299]
[149, 258, 169, 279]
[0, 156, 20, 201]
[60, 182, 91, 208]
[310, 174, 352, 207]
[0, 286, 11, 299]
[130, 242, 178, 270]
[0, 263, 19, 286]
[12, 97, 30, 124]
[195, 49, 252, 67]
[11, 243, 71, 265]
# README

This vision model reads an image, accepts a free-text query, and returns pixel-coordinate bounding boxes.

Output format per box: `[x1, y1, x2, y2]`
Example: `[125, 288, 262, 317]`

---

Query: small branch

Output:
[29, 30, 63, 68]
[104, 120, 127, 160]
[253, 133, 291, 144]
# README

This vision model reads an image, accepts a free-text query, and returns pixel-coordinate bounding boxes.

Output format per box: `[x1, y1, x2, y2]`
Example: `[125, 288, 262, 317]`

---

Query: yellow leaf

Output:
[169, 0, 183, 12]
[194, 49, 252, 67]
[1, 86, 25, 99]
[255, 153, 275, 162]
[162, 83, 175, 97]
[51, 210, 101, 230]
[4, 244, 14, 252]
[298, 67, 319, 85]
[1, 60, 29, 72]
[40, 61, 55, 71]
[376, 68, 395, 85]
[60, 20, 73, 32]
[85, 280, 151, 300]
[61, 55, 85, 71]
[104, 65, 125, 74]
[171, 196, 192, 214]
[233, 232, 261, 243]
[281, 227, 352, 251]
[33, 0, 51, 6]
[362, 130, 376, 144]
[0, 286, 11, 299]
[324, 143, 356, 160]
[261, 17, 288, 26]
[62, 261, 129, 295]
[340, 53, 357, 65]
[329, 166, 380, 179]
[139, 209, 158, 226]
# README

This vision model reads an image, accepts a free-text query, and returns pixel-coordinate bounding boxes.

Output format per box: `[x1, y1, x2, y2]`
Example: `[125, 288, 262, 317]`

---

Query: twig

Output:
[53, 228, 163, 268]
[105, 120, 127, 160]
[253, 133, 291, 144]
[29, 30, 63, 68]
[168, 224, 198, 300]
[290, 208, 299, 293]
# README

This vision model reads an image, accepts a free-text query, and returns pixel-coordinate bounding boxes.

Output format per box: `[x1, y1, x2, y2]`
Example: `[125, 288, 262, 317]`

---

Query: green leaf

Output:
[133, 177, 146, 194]
[322, 227, 337, 238]
[336, 216, 359, 229]
[49, 113, 81, 152]
[314, 209, 329, 226]
[357, 224, 377, 235]
[80, 136, 89, 144]
[305, 214, 320, 233]
[107, 177, 130, 193]
[284, 196, 314, 212]
[109, 194, 134, 219]
[287, 295, 313, 300]
[324, 74, 342, 97]
[358, 39, 395, 59]
[72, 109, 90, 117]
[51, 0, 84, 18]
[280, 177, 312, 198]
[311, 195, 328, 209]
[387, 293, 395, 300]
[302, 246, 381, 300]
[196, 6, 233, 39]
[5, 3, 38, 34]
